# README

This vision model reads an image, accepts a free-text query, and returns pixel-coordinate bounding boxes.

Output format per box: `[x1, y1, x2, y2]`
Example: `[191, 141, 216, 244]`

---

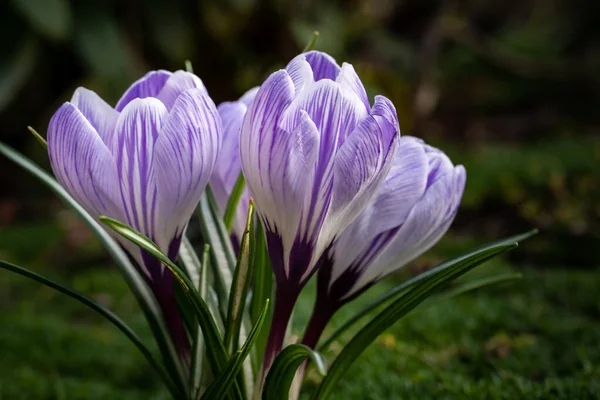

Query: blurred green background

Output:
[0, 0, 598, 399]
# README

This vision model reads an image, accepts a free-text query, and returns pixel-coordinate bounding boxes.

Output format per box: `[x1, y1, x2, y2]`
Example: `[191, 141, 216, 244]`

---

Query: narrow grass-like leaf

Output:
[302, 31, 320, 52]
[319, 229, 538, 351]
[185, 59, 194, 73]
[313, 243, 518, 399]
[198, 187, 237, 314]
[436, 272, 522, 300]
[263, 344, 326, 400]
[225, 201, 255, 354]
[201, 300, 270, 400]
[223, 173, 246, 233]
[0, 260, 182, 399]
[180, 236, 202, 286]
[100, 216, 244, 399]
[191, 244, 211, 399]
[27, 126, 47, 149]
[0, 142, 187, 394]
[250, 219, 274, 376]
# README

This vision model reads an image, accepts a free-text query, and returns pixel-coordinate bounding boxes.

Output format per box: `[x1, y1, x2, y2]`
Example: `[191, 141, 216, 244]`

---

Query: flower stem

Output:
[261, 284, 301, 379]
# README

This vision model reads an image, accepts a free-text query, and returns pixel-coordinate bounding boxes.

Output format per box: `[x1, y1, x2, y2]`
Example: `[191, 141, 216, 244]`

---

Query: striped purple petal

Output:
[111, 98, 167, 246]
[240, 70, 295, 230]
[48, 103, 121, 221]
[115, 70, 172, 112]
[156, 71, 207, 111]
[70, 88, 119, 146]
[211, 87, 258, 243]
[317, 100, 399, 259]
[304, 51, 341, 81]
[354, 165, 466, 292]
[329, 137, 429, 284]
[321, 138, 466, 301]
[336, 63, 370, 110]
[154, 88, 221, 251]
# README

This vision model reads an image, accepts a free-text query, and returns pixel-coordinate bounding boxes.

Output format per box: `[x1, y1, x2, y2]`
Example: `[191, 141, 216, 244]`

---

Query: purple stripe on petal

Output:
[264, 114, 319, 279]
[336, 63, 370, 111]
[154, 87, 220, 252]
[328, 137, 428, 284]
[112, 98, 167, 242]
[354, 165, 466, 294]
[70, 88, 119, 146]
[116, 70, 172, 112]
[211, 86, 259, 240]
[241, 70, 295, 226]
[48, 103, 121, 220]
[156, 71, 206, 111]
[324, 112, 398, 241]
[304, 51, 341, 81]
[371, 95, 401, 134]
[285, 56, 315, 93]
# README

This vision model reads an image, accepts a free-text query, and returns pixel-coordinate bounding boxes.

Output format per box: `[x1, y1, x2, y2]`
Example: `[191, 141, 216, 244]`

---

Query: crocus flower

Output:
[47, 70, 221, 357]
[240, 51, 399, 370]
[302, 136, 466, 349]
[211, 87, 259, 249]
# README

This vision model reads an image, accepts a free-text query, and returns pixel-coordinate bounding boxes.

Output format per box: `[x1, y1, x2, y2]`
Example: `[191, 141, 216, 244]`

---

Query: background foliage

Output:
[0, 0, 598, 398]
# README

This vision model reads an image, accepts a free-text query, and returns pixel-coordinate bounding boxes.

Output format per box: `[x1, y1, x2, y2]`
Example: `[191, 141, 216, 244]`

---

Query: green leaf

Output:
[436, 273, 523, 300]
[0, 142, 188, 394]
[11, 0, 72, 41]
[27, 126, 47, 149]
[312, 242, 521, 399]
[191, 244, 211, 399]
[319, 229, 538, 351]
[0, 260, 182, 399]
[223, 173, 246, 233]
[180, 236, 202, 287]
[302, 31, 320, 52]
[201, 300, 270, 400]
[99, 216, 243, 399]
[198, 187, 237, 314]
[185, 60, 194, 73]
[250, 219, 274, 375]
[263, 344, 326, 400]
[225, 202, 255, 354]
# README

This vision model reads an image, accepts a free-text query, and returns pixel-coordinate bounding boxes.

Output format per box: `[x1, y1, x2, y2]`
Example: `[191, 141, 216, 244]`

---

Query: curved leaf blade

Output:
[312, 243, 518, 399]
[263, 344, 326, 400]
[99, 216, 244, 398]
[319, 229, 538, 351]
[198, 188, 237, 315]
[223, 172, 246, 233]
[0, 142, 187, 394]
[436, 272, 523, 301]
[201, 300, 270, 400]
[225, 201, 255, 354]
[0, 260, 182, 399]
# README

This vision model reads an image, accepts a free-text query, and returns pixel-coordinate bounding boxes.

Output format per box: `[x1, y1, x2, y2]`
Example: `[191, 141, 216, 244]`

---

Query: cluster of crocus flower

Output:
[47, 50, 465, 379]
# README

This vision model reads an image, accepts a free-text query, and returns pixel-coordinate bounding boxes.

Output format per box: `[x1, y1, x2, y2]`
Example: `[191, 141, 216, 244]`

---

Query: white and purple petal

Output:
[111, 98, 167, 241]
[70, 87, 119, 146]
[115, 70, 172, 112]
[48, 103, 121, 220]
[328, 137, 429, 285]
[156, 71, 207, 111]
[347, 165, 466, 298]
[154, 88, 221, 251]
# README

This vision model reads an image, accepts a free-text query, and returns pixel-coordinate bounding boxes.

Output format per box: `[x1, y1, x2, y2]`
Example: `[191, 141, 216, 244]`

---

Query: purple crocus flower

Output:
[302, 136, 466, 349]
[240, 51, 399, 370]
[47, 70, 221, 358]
[210, 87, 259, 249]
